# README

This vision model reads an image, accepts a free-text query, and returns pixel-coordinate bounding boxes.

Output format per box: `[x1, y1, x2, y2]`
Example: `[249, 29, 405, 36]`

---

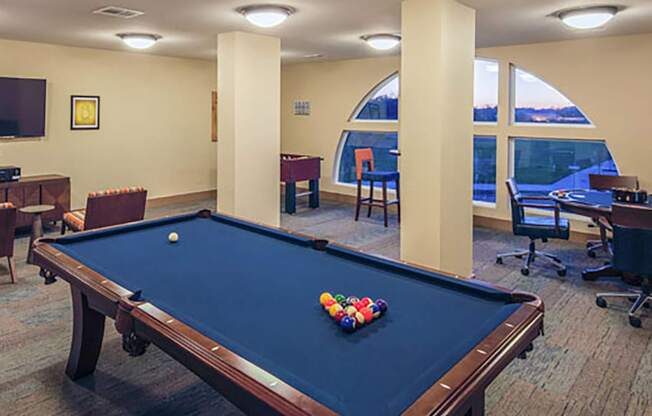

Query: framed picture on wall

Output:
[71, 95, 100, 130]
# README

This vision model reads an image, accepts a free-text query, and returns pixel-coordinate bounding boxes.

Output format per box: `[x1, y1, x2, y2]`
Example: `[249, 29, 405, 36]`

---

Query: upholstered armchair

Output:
[62, 187, 147, 234]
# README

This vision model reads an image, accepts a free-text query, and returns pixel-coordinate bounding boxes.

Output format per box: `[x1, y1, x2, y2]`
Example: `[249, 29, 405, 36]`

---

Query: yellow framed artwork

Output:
[71, 95, 100, 130]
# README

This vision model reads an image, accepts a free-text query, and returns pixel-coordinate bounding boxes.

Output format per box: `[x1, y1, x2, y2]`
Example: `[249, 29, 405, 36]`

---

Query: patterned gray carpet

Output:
[0, 198, 650, 416]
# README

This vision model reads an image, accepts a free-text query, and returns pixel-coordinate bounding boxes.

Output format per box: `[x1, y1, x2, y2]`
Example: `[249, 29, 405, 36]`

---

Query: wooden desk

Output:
[0, 175, 70, 228]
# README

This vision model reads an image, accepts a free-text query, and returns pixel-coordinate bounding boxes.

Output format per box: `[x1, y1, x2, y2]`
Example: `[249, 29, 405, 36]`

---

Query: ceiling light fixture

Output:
[361, 34, 401, 50]
[558, 6, 618, 30]
[237, 5, 295, 28]
[117, 33, 161, 49]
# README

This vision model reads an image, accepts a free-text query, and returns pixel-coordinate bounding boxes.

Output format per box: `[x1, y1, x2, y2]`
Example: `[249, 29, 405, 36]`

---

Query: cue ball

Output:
[168, 232, 179, 243]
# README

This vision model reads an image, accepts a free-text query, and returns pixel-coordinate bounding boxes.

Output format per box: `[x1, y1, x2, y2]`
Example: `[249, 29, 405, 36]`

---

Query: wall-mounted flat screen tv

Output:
[0, 77, 47, 138]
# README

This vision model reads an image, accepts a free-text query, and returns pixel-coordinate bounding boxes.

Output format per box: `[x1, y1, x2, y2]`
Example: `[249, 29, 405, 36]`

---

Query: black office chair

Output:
[586, 174, 639, 258]
[496, 178, 569, 277]
[596, 204, 652, 328]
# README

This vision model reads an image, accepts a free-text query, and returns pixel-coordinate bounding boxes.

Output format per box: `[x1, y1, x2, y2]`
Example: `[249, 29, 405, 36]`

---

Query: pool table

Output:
[33, 210, 544, 416]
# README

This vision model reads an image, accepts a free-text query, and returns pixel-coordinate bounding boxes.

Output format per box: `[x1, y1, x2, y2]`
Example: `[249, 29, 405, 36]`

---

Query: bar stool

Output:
[354, 148, 400, 227]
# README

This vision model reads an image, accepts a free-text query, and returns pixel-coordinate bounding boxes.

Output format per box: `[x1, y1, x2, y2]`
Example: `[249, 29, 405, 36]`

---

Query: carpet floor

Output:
[0, 198, 650, 416]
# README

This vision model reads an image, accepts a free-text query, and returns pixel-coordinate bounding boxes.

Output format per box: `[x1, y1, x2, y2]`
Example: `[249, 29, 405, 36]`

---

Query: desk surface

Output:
[36, 211, 543, 416]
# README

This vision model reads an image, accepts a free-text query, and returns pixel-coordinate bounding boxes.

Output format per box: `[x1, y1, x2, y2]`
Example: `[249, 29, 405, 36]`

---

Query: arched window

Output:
[511, 66, 592, 125]
[351, 73, 399, 121]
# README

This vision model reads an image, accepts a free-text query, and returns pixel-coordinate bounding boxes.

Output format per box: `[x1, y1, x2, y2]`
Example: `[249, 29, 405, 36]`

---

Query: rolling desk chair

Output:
[497, 178, 569, 277]
[595, 204, 652, 328]
[586, 174, 639, 258]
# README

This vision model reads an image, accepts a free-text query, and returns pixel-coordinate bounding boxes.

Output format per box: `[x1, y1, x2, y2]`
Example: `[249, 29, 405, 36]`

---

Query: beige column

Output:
[217, 32, 281, 226]
[399, 0, 475, 276]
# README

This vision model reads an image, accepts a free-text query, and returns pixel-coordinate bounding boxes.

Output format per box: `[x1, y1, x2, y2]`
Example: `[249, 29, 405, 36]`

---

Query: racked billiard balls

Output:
[329, 303, 343, 318]
[334, 294, 346, 303]
[375, 299, 388, 313]
[340, 316, 357, 333]
[319, 292, 333, 306]
[334, 309, 347, 322]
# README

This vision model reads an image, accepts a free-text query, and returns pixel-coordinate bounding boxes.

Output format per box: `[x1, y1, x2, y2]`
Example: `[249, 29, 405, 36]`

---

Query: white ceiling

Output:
[0, 0, 650, 62]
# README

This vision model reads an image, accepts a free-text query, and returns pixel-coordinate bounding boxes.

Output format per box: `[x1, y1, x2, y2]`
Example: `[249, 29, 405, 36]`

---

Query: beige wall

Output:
[281, 33, 652, 235]
[0, 39, 216, 209]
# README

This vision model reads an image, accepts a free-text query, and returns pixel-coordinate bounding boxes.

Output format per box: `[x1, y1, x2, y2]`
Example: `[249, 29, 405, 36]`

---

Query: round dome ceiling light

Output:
[237, 5, 295, 28]
[558, 6, 618, 30]
[361, 34, 401, 50]
[117, 33, 161, 49]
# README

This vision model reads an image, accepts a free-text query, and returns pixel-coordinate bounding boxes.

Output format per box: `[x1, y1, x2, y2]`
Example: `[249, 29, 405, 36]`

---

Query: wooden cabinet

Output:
[0, 175, 70, 228]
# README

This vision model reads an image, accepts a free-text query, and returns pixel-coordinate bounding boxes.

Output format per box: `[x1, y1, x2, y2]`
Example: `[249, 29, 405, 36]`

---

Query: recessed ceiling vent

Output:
[92, 6, 145, 19]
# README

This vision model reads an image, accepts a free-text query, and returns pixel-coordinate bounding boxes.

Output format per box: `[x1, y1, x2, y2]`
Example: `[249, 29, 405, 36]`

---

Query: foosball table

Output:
[281, 154, 322, 214]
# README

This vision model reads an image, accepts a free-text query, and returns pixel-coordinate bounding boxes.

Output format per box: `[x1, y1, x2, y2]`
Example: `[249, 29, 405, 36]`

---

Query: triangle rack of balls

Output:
[319, 292, 388, 333]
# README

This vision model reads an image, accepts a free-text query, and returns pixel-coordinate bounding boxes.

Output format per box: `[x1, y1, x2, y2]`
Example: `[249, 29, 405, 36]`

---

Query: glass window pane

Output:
[513, 67, 591, 125]
[355, 75, 399, 121]
[474, 59, 499, 123]
[337, 131, 398, 188]
[512, 138, 619, 197]
[473, 136, 497, 203]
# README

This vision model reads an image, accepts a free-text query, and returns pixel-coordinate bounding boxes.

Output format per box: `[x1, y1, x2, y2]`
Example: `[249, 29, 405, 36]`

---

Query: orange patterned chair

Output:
[0, 202, 17, 283]
[62, 187, 147, 234]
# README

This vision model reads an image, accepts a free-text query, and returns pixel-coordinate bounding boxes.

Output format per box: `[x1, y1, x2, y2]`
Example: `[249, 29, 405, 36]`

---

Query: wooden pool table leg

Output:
[466, 391, 485, 416]
[66, 286, 106, 380]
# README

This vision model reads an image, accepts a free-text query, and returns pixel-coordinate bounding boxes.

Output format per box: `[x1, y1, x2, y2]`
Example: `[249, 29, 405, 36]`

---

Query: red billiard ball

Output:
[334, 309, 347, 322]
[323, 299, 337, 310]
[354, 301, 365, 311]
[360, 307, 373, 323]
[360, 297, 373, 307]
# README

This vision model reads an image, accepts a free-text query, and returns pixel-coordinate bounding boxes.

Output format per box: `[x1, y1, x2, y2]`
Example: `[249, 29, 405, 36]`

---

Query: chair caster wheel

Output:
[520, 268, 529, 276]
[557, 269, 567, 277]
[629, 316, 642, 328]
[596, 297, 607, 308]
[581, 272, 597, 281]
[588, 251, 596, 258]
[496, 257, 503, 265]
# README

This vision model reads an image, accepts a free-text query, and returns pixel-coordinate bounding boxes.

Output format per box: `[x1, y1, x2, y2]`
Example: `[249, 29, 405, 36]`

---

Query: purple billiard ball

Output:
[375, 299, 388, 313]
[340, 316, 357, 333]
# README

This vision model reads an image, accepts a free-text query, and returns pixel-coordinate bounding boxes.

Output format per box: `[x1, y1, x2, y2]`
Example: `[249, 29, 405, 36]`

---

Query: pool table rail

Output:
[32, 210, 544, 416]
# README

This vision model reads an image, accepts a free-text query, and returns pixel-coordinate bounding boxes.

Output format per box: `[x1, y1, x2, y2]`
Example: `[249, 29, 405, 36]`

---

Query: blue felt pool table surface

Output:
[52, 213, 523, 416]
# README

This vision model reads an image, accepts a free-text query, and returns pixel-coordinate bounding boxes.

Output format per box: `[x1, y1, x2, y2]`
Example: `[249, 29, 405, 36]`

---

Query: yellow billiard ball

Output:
[168, 232, 179, 243]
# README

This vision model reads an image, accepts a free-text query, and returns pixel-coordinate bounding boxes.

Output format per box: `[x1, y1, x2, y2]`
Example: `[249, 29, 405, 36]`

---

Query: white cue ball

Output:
[168, 232, 179, 243]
